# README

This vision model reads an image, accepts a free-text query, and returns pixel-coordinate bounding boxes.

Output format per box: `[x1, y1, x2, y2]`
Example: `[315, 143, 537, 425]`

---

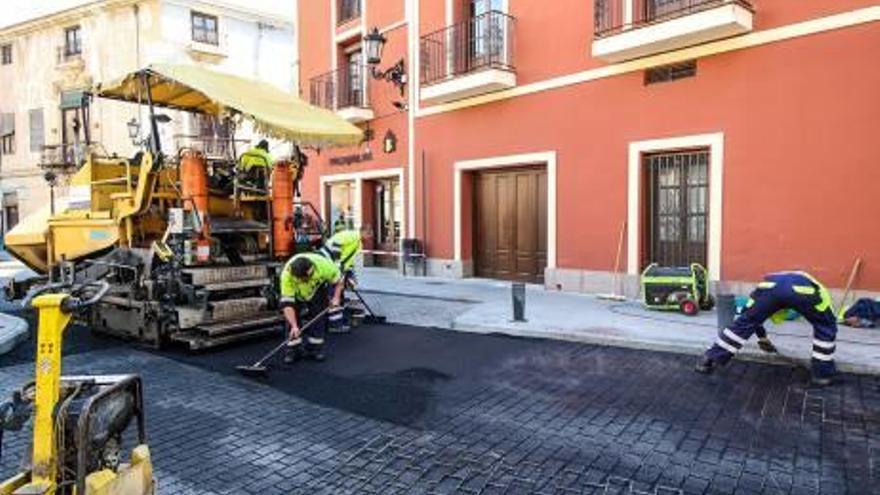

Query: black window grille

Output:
[645, 60, 697, 84]
[645, 149, 709, 267]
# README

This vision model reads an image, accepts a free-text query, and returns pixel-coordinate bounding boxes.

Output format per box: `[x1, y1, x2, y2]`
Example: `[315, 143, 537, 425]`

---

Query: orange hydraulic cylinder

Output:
[271, 161, 295, 258]
[180, 150, 210, 237]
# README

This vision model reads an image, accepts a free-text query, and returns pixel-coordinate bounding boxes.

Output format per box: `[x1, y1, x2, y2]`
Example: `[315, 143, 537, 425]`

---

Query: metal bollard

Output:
[716, 294, 737, 330]
[512, 282, 527, 322]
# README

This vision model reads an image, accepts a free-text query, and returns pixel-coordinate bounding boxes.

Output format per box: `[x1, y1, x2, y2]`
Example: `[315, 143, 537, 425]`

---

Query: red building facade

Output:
[298, 0, 880, 296]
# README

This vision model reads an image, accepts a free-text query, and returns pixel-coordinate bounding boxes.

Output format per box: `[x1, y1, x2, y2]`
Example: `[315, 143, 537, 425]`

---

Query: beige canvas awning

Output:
[95, 63, 363, 147]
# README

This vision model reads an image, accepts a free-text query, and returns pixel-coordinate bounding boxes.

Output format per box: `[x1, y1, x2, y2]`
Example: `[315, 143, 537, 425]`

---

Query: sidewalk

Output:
[358, 268, 880, 375]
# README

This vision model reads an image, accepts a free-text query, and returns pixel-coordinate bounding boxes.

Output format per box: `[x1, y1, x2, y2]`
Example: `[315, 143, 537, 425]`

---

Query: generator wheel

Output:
[700, 294, 716, 311]
[680, 299, 699, 316]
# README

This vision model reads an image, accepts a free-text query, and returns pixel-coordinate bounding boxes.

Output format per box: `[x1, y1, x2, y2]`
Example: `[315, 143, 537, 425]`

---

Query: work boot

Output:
[811, 374, 833, 387]
[306, 349, 326, 362]
[694, 356, 719, 374]
[757, 337, 778, 354]
[810, 360, 837, 387]
[283, 342, 302, 364]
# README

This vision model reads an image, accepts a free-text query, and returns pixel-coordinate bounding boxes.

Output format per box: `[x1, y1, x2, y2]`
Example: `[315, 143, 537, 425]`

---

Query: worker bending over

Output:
[696, 271, 838, 385]
[319, 229, 364, 332]
[238, 139, 273, 191]
[279, 252, 344, 363]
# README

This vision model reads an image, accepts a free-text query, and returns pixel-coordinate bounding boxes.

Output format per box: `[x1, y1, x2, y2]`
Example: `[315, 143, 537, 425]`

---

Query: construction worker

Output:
[279, 252, 344, 363]
[696, 271, 838, 385]
[321, 229, 363, 275]
[319, 229, 364, 332]
[238, 139, 273, 190]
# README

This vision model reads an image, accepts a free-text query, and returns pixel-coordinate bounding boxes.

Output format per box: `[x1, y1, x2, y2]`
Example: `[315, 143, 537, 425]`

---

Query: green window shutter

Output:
[60, 90, 86, 110]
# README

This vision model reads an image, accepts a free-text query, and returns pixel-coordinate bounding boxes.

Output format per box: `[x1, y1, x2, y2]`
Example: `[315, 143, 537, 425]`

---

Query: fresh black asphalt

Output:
[0, 320, 877, 494]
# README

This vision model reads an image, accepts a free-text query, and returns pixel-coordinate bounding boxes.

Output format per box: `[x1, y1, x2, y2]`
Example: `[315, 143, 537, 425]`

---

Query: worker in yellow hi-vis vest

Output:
[279, 252, 342, 363]
[318, 229, 364, 332]
[238, 139, 273, 191]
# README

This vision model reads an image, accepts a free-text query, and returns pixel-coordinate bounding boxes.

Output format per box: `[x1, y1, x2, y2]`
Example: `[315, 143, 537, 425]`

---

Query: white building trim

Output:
[334, 25, 362, 43]
[453, 151, 557, 269]
[406, 0, 418, 238]
[627, 132, 724, 280]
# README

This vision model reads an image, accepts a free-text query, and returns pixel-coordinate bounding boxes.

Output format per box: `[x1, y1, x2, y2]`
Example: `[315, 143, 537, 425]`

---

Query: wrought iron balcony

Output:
[309, 67, 373, 123]
[419, 11, 517, 104]
[39, 143, 80, 170]
[593, 0, 754, 61]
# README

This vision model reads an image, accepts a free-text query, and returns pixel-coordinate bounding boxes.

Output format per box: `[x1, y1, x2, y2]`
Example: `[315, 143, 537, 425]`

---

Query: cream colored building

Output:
[0, 0, 296, 232]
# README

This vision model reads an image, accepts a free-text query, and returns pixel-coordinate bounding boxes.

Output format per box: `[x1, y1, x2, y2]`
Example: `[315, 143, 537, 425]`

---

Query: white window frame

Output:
[454, 151, 557, 270]
[627, 132, 724, 280]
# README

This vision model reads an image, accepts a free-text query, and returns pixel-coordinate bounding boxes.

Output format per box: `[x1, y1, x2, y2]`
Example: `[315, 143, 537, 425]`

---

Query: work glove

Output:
[757, 337, 777, 354]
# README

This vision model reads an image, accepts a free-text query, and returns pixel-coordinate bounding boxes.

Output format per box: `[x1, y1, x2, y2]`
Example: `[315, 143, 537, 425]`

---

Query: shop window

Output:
[375, 178, 401, 248]
[326, 181, 356, 234]
[192, 11, 219, 45]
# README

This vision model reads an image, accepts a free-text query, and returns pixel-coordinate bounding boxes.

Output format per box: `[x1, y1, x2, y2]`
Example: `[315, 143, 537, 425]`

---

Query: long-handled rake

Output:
[235, 307, 330, 378]
[350, 287, 387, 324]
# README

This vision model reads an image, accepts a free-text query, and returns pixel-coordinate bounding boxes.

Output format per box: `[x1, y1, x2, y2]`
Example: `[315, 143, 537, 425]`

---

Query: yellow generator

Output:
[4, 64, 362, 349]
[0, 281, 153, 495]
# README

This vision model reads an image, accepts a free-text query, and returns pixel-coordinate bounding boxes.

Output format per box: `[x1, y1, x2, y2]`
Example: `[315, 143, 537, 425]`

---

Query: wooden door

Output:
[474, 167, 547, 283]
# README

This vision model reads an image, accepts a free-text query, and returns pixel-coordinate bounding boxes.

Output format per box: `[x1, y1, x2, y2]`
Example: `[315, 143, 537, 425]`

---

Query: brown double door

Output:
[473, 166, 547, 283]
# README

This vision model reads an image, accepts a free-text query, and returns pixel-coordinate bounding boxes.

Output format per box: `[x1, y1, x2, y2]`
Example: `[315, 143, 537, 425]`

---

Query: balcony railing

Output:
[338, 0, 361, 24]
[40, 143, 81, 170]
[309, 67, 367, 111]
[420, 10, 516, 87]
[594, 0, 753, 37]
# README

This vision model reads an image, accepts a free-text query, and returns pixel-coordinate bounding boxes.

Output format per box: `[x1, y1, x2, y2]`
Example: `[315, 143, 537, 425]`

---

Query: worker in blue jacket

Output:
[696, 271, 838, 386]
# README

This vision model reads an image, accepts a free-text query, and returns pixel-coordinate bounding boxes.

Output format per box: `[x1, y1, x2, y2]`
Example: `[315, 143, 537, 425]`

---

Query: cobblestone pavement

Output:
[0, 323, 878, 494]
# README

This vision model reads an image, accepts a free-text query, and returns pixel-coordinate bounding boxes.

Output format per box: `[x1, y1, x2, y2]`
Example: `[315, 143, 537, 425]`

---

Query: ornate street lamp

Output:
[363, 27, 407, 97]
[363, 27, 386, 65]
[126, 117, 140, 145]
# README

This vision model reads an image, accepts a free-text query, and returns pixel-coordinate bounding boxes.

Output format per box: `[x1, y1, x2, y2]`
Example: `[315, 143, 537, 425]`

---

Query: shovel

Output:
[236, 307, 330, 378]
